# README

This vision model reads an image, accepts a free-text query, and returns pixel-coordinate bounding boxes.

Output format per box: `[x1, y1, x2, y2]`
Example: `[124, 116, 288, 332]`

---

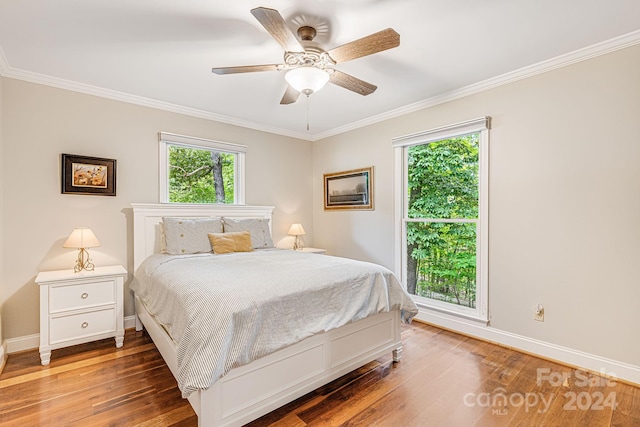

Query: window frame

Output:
[393, 117, 490, 322]
[159, 132, 246, 204]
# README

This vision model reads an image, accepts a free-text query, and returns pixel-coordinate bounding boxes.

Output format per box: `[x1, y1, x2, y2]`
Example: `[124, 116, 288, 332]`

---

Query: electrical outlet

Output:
[534, 304, 544, 322]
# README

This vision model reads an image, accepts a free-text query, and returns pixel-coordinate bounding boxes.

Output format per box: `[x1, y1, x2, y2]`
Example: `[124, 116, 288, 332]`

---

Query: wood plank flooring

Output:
[1, 322, 638, 426]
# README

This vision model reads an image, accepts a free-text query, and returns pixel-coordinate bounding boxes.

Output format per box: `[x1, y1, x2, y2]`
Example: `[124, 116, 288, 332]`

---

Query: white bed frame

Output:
[131, 203, 403, 427]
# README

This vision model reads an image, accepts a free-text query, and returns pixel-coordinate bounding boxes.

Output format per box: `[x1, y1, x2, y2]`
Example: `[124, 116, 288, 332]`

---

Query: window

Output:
[159, 132, 246, 204]
[393, 117, 490, 321]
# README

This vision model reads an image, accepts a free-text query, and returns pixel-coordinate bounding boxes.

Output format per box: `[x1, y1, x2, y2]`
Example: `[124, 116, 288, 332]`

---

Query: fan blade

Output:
[329, 70, 377, 96]
[327, 28, 400, 64]
[251, 7, 304, 53]
[212, 64, 280, 75]
[280, 85, 300, 104]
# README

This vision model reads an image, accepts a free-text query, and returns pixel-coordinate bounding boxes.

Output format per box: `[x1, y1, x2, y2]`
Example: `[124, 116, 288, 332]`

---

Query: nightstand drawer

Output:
[49, 307, 116, 344]
[50, 280, 116, 313]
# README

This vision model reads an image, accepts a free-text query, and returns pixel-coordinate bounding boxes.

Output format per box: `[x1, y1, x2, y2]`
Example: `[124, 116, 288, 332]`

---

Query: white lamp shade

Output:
[63, 227, 101, 249]
[288, 223, 306, 236]
[285, 67, 330, 95]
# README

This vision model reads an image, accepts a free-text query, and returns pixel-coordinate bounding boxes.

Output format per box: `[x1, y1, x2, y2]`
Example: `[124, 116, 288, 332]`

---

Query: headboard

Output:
[131, 203, 275, 270]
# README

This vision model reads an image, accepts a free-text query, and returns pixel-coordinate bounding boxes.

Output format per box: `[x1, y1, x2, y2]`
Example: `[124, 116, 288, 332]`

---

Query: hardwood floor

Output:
[1, 322, 638, 426]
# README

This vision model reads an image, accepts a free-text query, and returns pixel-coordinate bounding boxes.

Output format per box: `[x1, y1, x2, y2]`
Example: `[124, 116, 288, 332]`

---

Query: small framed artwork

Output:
[61, 154, 117, 196]
[323, 166, 374, 210]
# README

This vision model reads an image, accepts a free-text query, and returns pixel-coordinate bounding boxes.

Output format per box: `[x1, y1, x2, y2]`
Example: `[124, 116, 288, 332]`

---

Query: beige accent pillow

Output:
[208, 231, 253, 254]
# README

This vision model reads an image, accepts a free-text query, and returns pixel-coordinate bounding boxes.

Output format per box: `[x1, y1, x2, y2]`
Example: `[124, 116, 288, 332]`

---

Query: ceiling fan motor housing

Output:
[297, 26, 317, 41]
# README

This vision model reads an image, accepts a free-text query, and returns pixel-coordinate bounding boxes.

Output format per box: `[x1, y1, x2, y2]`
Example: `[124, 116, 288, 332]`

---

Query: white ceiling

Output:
[1, 1, 639, 140]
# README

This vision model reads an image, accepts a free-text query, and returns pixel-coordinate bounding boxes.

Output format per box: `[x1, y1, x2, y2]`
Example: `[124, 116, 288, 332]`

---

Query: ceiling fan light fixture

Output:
[285, 66, 330, 96]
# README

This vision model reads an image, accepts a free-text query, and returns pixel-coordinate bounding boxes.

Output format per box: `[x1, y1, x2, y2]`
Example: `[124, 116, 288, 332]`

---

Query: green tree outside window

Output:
[168, 145, 235, 204]
[406, 134, 479, 308]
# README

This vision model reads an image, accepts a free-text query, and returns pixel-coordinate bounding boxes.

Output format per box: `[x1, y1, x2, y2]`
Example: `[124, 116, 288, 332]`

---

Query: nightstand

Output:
[35, 265, 127, 365]
[296, 247, 326, 255]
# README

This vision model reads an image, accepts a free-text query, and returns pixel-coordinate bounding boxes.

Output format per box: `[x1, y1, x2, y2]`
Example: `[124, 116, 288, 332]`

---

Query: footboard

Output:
[198, 310, 402, 426]
[135, 296, 402, 427]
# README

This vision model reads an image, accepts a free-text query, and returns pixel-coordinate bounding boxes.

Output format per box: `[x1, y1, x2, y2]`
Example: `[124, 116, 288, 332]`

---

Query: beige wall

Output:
[313, 44, 640, 366]
[0, 78, 312, 340]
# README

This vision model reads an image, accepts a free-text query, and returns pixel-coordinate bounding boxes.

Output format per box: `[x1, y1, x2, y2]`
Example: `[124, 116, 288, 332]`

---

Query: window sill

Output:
[414, 302, 489, 326]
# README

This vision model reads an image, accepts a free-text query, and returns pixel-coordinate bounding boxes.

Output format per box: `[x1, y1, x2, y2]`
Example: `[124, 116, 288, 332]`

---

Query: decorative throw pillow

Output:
[162, 217, 223, 254]
[222, 217, 274, 249]
[208, 231, 253, 254]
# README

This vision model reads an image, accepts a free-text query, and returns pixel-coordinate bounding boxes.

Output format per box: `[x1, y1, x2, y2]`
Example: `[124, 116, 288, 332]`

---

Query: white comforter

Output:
[130, 249, 418, 397]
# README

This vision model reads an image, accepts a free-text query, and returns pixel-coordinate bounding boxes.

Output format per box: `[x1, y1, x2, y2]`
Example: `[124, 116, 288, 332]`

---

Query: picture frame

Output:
[61, 154, 117, 196]
[323, 166, 374, 210]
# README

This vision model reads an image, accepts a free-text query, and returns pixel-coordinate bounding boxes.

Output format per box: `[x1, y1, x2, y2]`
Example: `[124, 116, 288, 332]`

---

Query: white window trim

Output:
[393, 117, 490, 322]
[159, 132, 246, 204]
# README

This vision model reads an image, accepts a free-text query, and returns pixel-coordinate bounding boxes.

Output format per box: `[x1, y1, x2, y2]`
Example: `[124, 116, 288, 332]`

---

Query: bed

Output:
[130, 203, 417, 427]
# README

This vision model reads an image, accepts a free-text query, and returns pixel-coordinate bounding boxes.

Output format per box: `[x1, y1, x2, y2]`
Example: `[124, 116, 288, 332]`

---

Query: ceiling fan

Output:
[212, 7, 400, 105]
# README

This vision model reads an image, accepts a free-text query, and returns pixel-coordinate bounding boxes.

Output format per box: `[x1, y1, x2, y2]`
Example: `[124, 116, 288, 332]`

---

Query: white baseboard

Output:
[415, 309, 640, 386]
[124, 315, 137, 330]
[6, 333, 39, 354]
[0, 340, 7, 373]
[4, 315, 138, 354]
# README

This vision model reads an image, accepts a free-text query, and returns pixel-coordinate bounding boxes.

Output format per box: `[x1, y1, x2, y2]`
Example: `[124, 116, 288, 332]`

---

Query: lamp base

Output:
[74, 248, 95, 273]
[293, 236, 304, 251]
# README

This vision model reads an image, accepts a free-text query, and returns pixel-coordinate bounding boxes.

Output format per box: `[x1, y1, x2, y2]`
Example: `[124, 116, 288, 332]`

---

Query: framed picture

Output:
[61, 154, 117, 196]
[323, 166, 374, 210]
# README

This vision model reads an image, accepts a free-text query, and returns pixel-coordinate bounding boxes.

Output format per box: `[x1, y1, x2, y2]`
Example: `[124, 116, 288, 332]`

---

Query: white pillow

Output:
[162, 217, 223, 254]
[222, 217, 274, 249]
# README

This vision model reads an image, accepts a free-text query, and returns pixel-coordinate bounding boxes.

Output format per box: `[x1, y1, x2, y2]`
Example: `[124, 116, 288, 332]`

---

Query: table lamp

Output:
[63, 227, 101, 272]
[288, 223, 306, 251]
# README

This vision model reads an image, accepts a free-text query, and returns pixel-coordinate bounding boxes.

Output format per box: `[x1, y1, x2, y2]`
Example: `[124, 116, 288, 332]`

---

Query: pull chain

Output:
[306, 95, 310, 131]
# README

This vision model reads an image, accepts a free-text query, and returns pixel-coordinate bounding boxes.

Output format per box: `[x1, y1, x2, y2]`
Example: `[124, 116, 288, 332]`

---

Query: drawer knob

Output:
[81, 292, 89, 299]
[81, 322, 89, 329]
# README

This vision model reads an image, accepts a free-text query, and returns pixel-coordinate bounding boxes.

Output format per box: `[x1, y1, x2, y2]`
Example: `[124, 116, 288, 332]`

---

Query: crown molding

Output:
[312, 29, 640, 141]
[2, 29, 640, 143]
[0, 51, 311, 141]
